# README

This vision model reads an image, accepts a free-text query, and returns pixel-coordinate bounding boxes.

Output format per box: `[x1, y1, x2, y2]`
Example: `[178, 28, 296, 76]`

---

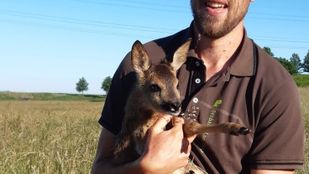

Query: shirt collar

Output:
[229, 34, 256, 77]
[187, 23, 256, 77]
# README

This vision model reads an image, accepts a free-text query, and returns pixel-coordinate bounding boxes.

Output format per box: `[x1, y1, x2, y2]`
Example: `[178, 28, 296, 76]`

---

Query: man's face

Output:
[191, 0, 251, 39]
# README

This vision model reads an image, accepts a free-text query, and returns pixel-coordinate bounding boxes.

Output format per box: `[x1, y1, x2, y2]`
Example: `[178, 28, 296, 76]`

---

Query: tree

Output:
[76, 77, 88, 94]
[290, 53, 301, 72]
[275, 57, 297, 75]
[304, 49, 309, 72]
[101, 76, 112, 94]
[263, 47, 274, 57]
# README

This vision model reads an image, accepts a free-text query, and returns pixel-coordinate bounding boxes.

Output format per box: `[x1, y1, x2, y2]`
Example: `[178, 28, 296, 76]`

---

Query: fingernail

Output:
[172, 117, 184, 124]
[162, 115, 171, 122]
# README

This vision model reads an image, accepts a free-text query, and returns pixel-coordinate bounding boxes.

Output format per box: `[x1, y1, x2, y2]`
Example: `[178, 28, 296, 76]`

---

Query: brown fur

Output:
[112, 40, 250, 173]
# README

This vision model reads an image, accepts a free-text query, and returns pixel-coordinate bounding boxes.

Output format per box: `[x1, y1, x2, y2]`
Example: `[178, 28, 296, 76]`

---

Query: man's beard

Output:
[192, 7, 248, 39]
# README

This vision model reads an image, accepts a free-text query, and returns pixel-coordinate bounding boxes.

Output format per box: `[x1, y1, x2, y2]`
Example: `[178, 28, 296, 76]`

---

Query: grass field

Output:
[0, 88, 308, 173]
[0, 92, 105, 102]
[298, 87, 309, 174]
[0, 101, 102, 174]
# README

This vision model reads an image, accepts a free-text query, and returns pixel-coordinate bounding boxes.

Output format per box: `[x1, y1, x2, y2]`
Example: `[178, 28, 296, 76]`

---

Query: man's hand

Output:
[138, 115, 196, 174]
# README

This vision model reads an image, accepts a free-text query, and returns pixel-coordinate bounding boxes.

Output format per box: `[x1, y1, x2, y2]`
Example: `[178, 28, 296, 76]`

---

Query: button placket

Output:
[191, 59, 204, 92]
[181, 58, 204, 122]
[182, 97, 201, 121]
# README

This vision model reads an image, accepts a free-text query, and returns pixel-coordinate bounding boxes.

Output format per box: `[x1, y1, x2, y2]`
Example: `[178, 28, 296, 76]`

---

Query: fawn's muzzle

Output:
[161, 101, 181, 115]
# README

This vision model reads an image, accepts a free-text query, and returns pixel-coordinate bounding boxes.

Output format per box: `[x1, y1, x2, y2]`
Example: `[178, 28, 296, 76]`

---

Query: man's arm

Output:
[251, 169, 294, 174]
[91, 127, 144, 174]
[91, 116, 193, 174]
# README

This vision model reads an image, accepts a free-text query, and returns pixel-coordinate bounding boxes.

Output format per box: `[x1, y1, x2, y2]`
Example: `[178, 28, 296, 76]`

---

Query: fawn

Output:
[112, 39, 250, 174]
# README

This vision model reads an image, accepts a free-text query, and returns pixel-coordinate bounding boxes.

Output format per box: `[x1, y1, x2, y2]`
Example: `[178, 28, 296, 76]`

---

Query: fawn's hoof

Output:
[233, 127, 251, 135]
[226, 123, 251, 136]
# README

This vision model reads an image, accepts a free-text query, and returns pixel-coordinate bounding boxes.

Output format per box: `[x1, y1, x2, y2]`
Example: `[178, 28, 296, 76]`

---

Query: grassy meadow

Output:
[0, 100, 102, 174]
[299, 87, 309, 174]
[0, 89, 308, 173]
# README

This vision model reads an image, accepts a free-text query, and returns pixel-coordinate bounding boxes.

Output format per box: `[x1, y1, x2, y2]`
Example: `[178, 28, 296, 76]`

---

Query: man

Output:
[92, 0, 304, 173]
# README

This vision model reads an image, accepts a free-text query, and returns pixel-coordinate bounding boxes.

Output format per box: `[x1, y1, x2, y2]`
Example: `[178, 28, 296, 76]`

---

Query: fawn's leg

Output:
[182, 120, 251, 137]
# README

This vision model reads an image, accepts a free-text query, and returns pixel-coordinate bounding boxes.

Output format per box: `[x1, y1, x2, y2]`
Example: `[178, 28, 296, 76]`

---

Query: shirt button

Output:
[193, 97, 199, 103]
[195, 61, 201, 67]
[195, 78, 201, 84]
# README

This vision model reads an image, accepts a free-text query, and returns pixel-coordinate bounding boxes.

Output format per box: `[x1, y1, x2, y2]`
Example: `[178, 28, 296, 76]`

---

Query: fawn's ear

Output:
[131, 40, 151, 74]
[170, 39, 191, 70]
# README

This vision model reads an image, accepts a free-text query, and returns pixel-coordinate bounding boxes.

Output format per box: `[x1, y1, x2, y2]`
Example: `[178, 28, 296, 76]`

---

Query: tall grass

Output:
[0, 101, 102, 174]
[298, 87, 309, 173]
[0, 87, 308, 173]
[294, 75, 309, 87]
[0, 92, 105, 102]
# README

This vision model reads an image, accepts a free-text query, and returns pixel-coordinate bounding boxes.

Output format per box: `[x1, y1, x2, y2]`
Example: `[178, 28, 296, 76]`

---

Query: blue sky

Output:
[1, 0, 309, 94]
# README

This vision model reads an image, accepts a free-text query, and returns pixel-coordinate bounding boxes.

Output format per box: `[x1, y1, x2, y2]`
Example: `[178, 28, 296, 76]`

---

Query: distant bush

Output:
[293, 74, 309, 87]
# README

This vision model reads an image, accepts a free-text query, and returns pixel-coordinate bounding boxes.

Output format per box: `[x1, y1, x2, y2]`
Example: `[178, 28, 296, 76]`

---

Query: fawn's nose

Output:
[161, 102, 181, 114]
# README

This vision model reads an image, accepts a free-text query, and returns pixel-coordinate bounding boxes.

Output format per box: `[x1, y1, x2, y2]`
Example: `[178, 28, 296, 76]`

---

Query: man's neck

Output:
[194, 21, 245, 80]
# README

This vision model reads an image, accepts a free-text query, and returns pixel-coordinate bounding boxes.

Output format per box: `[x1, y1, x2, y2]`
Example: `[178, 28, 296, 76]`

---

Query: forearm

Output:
[91, 117, 191, 174]
[91, 158, 145, 174]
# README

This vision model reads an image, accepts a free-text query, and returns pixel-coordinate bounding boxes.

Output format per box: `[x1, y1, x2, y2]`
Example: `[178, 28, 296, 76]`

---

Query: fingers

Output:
[169, 117, 185, 139]
[187, 134, 197, 143]
[145, 115, 191, 170]
[171, 117, 192, 155]
[151, 116, 185, 133]
[181, 138, 192, 154]
[171, 116, 185, 128]
[150, 116, 194, 150]
[173, 117, 197, 143]
[150, 115, 172, 133]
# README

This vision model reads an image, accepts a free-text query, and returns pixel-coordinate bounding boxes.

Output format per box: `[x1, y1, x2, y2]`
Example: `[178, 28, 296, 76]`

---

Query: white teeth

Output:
[206, 2, 226, 8]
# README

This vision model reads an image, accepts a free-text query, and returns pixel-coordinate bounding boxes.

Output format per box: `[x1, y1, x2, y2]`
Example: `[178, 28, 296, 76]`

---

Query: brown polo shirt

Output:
[99, 25, 304, 173]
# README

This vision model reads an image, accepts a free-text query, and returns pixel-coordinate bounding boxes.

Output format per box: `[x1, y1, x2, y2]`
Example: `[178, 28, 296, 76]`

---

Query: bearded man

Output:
[92, 0, 304, 173]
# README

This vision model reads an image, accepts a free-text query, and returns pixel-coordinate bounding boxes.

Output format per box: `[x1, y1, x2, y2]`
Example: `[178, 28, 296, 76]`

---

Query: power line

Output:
[73, 0, 189, 9]
[252, 36, 309, 44]
[0, 9, 308, 46]
[250, 11, 309, 20]
[71, 0, 188, 13]
[0, 18, 162, 39]
[72, 0, 309, 21]
[72, 0, 309, 22]
[248, 15, 309, 22]
[0, 9, 176, 34]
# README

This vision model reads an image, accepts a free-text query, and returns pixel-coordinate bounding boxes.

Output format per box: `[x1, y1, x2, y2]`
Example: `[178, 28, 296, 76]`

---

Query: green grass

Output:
[0, 92, 105, 102]
[0, 101, 102, 174]
[298, 87, 309, 173]
[293, 74, 309, 87]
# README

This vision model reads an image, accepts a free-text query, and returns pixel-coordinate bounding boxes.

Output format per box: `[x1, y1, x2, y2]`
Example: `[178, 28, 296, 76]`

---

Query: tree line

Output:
[263, 47, 309, 75]
[75, 76, 112, 94]
[76, 48, 309, 94]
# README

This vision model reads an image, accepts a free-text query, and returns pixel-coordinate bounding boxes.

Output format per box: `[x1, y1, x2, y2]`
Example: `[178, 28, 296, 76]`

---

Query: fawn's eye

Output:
[150, 84, 161, 92]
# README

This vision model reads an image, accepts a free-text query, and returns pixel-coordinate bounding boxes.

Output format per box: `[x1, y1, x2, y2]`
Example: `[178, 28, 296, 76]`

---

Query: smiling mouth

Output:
[205, 1, 228, 9]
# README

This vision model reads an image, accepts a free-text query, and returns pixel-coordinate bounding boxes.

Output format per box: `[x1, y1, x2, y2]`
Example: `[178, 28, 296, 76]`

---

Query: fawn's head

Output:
[130, 39, 191, 116]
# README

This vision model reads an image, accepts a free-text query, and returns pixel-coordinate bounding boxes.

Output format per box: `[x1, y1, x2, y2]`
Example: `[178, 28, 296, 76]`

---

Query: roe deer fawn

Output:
[112, 39, 250, 174]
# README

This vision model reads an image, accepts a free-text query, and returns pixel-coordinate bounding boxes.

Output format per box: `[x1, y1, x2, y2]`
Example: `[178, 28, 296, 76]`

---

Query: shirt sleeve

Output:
[98, 53, 136, 135]
[248, 78, 304, 170]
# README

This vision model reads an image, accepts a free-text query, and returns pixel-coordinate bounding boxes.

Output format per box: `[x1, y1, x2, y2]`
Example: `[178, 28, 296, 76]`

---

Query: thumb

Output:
[171, 117, 185, 129]
[170, 117, 185, 137]
[149, 115, 172, 134]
